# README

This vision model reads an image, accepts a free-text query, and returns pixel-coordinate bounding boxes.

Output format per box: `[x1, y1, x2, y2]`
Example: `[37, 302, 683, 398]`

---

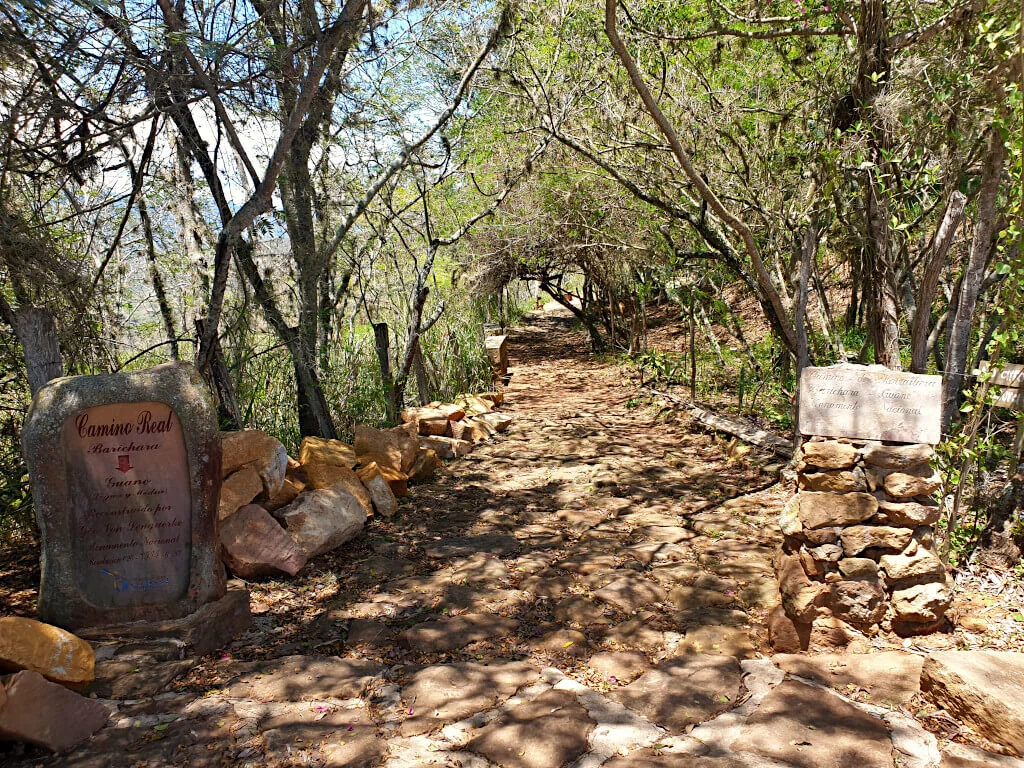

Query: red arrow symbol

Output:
[115, 455, 133, 473]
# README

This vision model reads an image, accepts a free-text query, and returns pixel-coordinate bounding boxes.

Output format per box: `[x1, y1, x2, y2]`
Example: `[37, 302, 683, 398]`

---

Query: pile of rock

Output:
[0, 617, 108, 752]
[217, 392, 511, 580]
[772, 437, 950, 650]
[402, 392, 512, 459]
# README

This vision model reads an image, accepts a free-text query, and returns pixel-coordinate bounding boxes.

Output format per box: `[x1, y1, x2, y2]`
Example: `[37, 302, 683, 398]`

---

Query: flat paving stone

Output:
[601, 615, 668, 653]
[398, 613, 520, 653]
[422, 534, 520, 559]
[940, 742, 1024, 768]
[594, 574, 668, 613]
[677, 624, 756, 659]
[609, 654, 744, 734]
[669, 585, 737, 609]
[512, 552, 556, 574]
[587, 651, 650, 684]
[451, 553, 511, 585]
[466, 689, 595, 768]
[554, 595, 610, 625]
[675, 607, 750, 629]
[90, 658, 195, 699]
[222, 655, 384, 701]
[345, 619, 394, 648]
[603, 752, 758, 767]
[773, 651, 923, 706]
[259, 702, 383, 768]
[555, 553, 619, 575]
[624, 541, 692, 565]
[649, 563, 703, 585]
[400, 661, 540, 736]
[922, 650, 1024, 755]
[732, 680, 895, 768]
[529, 629, 590, 658]
[520, 571, 573, 598]
[636, 526, 696, 544]
[438, 585, 527, 613]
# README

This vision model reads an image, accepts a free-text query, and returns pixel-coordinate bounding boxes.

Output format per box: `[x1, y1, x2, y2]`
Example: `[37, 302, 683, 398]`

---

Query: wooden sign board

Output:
[978, 361, 1024, 411]
[799, 364, 942, 444]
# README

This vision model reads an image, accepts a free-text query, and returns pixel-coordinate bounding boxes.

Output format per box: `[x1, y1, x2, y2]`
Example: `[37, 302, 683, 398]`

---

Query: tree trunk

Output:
[139, 196, 179, 359]
[14, 306, 63, 396]
[413, 341, 431, 406]
[195, 317, 242, 429]
[294, 349, 336, 438]
[910, 191, 967, 372]
[373, 322, 397, 424]
[865, 175, 902, 369]
[689, 295, 697, 400]
[942, 128, 1006, 431]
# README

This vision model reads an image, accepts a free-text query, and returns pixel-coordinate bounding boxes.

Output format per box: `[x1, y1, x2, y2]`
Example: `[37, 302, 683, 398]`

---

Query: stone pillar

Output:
[773, 437, 950, 650]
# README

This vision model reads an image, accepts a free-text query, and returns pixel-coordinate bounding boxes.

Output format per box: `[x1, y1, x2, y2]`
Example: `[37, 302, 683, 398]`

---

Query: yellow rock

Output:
[0, 617, 95, 689]
[298, 436, 358, 470]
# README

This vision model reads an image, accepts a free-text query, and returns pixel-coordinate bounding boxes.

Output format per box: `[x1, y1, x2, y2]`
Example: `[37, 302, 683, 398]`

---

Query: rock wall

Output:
[773, 437, 951, 648]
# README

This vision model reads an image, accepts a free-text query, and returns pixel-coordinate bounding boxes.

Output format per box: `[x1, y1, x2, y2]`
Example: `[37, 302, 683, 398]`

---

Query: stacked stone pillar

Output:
[774, 436, 952, 647]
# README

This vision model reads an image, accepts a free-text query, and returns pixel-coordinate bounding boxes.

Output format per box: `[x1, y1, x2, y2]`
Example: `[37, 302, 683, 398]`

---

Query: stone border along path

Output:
[8, 308, 1023, 768]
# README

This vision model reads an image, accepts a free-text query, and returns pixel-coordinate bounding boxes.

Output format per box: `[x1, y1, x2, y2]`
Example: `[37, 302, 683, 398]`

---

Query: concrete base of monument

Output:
[76, 580, 252, 657]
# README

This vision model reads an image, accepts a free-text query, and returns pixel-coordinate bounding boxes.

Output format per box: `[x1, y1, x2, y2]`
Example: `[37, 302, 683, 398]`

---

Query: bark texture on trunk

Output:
[15, 306, 63, 396]
[910, 191, 967, 373]
[942, 128, 1006, 431]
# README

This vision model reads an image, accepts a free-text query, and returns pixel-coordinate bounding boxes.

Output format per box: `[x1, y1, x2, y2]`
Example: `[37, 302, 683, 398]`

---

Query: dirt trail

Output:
[4, 308, 1006, 768]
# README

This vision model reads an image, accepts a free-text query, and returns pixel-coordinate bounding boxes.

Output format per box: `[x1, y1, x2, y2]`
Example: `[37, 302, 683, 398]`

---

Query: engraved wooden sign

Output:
[799, 365, 942, 444]
[978, 361, 1024, 410]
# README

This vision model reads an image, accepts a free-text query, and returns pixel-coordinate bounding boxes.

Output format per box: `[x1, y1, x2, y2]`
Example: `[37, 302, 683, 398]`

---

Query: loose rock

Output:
[922, 650, 1024, 755]
[0, 617, 94, 688]
[218, 465, 263, 521]
[356, 462, 398, 517]
[609, 654, 744, 734]
[220, 429, 288, 496]
[298, 435, 357, 469]
[0, 671, 109, 752]
[219, 504, 307, 578]
[275, 486, 366, 558]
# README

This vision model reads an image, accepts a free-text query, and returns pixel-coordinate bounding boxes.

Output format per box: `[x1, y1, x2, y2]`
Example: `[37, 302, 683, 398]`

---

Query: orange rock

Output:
[461, 418, 493, 443]
[263, 469, 306, 512]
[455, 394, 494, 416]
[298, 436, 357, 470]
[218, 465, 264, 521]
[354, 425, 417, 474]
[0, 617, 95, 688]
[355, 462, 398, 517]
[356, 458, 409, 497]
[302, 462, 373, 517]
[220, 429, 288, 496]
[409, 449, 440, 483]
[478, 391, 505, 406]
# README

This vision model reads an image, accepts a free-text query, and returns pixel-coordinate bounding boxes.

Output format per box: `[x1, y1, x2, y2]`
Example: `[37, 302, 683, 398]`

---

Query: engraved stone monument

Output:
[23, 363, 249, 650]
[772, 364, 950, 651]
[799, 364, 942, 444]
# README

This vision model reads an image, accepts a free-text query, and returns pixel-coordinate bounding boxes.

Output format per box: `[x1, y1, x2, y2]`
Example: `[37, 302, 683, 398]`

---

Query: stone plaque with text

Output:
[23, 363, 224, 629]
[799, 364, 942, 444]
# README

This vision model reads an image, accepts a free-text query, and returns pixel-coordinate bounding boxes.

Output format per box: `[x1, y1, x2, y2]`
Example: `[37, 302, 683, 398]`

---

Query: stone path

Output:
[5, 308, 1023, 767]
